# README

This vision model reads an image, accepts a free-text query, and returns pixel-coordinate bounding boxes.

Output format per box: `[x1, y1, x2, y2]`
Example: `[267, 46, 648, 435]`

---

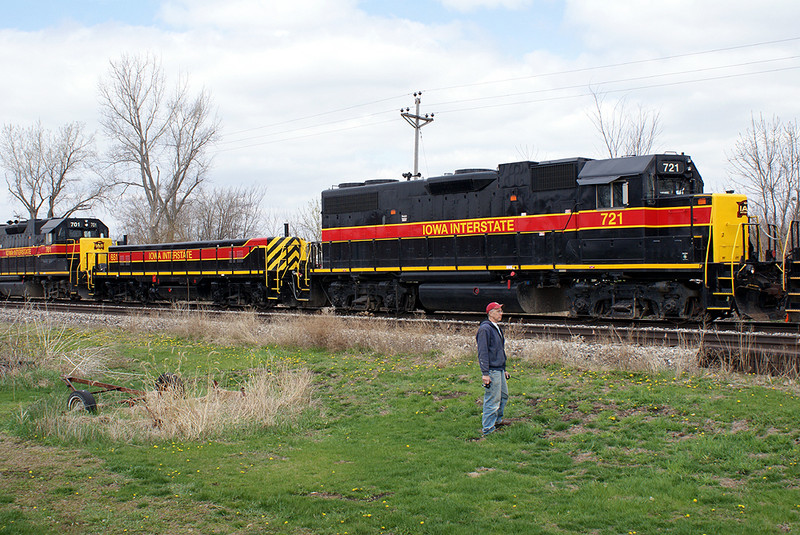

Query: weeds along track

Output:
[1, 299, 798, 376]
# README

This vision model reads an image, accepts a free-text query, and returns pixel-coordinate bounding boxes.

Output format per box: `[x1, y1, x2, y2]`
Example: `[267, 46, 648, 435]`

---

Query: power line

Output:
[217, 107, 397, 147]
[214, 61, 800, 152]
[423, 36, 800, 93]
[428, 56, 800, 110]
[215, 117, 398, 153]
[218, 37, 800, 148]
[435, 65, 800, 115]
[213, 65, 800, 152]
[222, 93, 407, 138]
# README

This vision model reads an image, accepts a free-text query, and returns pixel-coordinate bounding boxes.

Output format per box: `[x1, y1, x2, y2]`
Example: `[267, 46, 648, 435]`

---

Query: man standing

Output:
[476, 302, 509, 436]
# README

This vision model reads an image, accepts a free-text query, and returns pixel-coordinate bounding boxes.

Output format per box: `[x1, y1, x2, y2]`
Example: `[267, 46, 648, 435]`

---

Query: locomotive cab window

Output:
[657, 177, 689, 196]
[597, 180, 628, 209]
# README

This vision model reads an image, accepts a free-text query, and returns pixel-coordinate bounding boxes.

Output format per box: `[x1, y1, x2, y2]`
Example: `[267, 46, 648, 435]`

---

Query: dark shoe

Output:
[494, 420, 511, 428]
[481, 427, 496, 436]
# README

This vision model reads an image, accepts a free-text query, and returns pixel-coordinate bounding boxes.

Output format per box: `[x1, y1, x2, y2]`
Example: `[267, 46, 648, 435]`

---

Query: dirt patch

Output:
[731, 419, 750, 433]
[570, 451, 598, 464]
[715, 477, 742, 488]
[307, 491, 393, 501]
[432, 391, 468, 401]
[467, 467, 496, 478]
[548, 423, 601, 440]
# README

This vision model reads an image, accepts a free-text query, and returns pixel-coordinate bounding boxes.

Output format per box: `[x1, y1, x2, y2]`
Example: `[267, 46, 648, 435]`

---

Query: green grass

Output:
[1, 325, 799, 534]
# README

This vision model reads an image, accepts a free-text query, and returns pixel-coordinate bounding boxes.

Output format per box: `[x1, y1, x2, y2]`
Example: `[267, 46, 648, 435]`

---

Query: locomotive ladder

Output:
[67, 239, 80, 298]
[716, 222, 744, 299]
[703, 215, 739, 313]
[711, 221, 756, 303]
[783, 220, 800, 318]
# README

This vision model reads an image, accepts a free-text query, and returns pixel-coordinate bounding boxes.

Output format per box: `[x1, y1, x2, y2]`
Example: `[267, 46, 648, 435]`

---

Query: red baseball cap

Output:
[485, 302, 503, 314]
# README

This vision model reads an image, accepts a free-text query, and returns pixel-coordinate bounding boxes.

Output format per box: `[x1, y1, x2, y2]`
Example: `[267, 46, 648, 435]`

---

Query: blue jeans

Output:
[482, 369, 508, 434]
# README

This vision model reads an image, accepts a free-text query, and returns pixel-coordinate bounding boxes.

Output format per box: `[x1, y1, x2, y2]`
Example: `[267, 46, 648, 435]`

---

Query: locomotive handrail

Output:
[782, 221, 799, 291]
[729, 221, 742, 297]
[703, 211, 713, 288]
[783, 229, 790, 292]
[67, 239, 78, 291]
[762, 224, 781, 256]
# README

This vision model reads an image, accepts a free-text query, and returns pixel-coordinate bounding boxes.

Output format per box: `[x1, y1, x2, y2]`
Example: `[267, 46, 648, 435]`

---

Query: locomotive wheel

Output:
[67, 390, 97, 413]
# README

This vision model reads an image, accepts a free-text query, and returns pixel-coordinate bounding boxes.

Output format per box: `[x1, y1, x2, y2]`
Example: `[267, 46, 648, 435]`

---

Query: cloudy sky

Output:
[1, 0, 800, 233]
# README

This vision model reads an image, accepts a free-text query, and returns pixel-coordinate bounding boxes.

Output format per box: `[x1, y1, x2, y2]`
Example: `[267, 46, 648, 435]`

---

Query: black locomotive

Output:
[93, 236, 310, 307]
[317, 153, 785, 320]
[0, 217, 110, 300]
[0, 218, 309, 308]
[0, 152, 789, 321]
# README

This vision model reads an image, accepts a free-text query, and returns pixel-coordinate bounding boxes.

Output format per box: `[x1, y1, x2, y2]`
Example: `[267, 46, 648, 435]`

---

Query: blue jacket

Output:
[476, 320, 506, 374]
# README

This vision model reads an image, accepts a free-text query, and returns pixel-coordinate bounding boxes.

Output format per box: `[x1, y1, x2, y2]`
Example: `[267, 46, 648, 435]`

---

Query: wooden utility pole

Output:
[401, 92, 433, 179]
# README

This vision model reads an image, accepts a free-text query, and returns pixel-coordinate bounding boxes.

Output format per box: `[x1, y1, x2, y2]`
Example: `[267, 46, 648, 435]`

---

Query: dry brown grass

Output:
[128, 366, 314, 440]
[32, 366, 314, 442]
[513, 335, 700, 374]
[264, 310, 353, 351]
[125, 309, 704, 374]
[131, 308, 478, 363]
[262, 312, 478, 366]
[0, 310, 113, 378]
[120, 306, 265, 346]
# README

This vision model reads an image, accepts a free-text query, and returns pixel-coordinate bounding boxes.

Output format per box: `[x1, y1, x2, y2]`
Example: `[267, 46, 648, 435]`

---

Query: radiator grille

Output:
[532, 163, 577, 191]
[323, 191, 379, 214]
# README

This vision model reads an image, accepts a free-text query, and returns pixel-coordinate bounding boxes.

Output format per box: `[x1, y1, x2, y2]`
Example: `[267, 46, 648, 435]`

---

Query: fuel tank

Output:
[417, 282, 568, 314]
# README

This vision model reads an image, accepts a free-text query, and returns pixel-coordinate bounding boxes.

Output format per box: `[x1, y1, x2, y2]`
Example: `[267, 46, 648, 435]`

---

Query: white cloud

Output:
[438, 0, 534, 11]
[159, 0, 354, 27]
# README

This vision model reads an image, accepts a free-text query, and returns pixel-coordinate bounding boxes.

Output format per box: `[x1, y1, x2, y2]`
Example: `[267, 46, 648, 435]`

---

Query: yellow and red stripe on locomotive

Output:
[318, 194, 745, 270]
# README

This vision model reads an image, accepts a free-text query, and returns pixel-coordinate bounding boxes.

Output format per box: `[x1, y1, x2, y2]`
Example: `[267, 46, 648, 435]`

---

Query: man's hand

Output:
[482, 375, 491, 387]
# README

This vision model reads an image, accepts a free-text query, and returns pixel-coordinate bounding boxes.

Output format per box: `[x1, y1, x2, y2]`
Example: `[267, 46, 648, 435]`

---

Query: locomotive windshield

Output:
[645, 173, 694, 199]
[657, 177, 690, 196]
[43, 218, 109, 245]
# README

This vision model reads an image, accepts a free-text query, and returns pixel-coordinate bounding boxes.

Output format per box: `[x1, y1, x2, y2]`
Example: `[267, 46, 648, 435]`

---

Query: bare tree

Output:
[184, 184, 269, 241]
[118, 184, 271, 243]
[287, 198, 321, 242]
[0, 121, 102, 224]
[45, 123, 106, 218]
[99, 53, 219, 243]
[588, 88, 661, 157]
[514, 144, 538, 162]
[728, 113, 800, 249]
[115, 195, 154, 243]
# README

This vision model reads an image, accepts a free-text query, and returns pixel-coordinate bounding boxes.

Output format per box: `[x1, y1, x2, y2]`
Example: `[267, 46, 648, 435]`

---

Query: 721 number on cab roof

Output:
[660, 161, 685, 174]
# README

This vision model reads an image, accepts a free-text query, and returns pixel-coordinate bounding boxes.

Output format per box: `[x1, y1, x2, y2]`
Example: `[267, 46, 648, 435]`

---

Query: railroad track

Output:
[2, 299, 797, 375]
